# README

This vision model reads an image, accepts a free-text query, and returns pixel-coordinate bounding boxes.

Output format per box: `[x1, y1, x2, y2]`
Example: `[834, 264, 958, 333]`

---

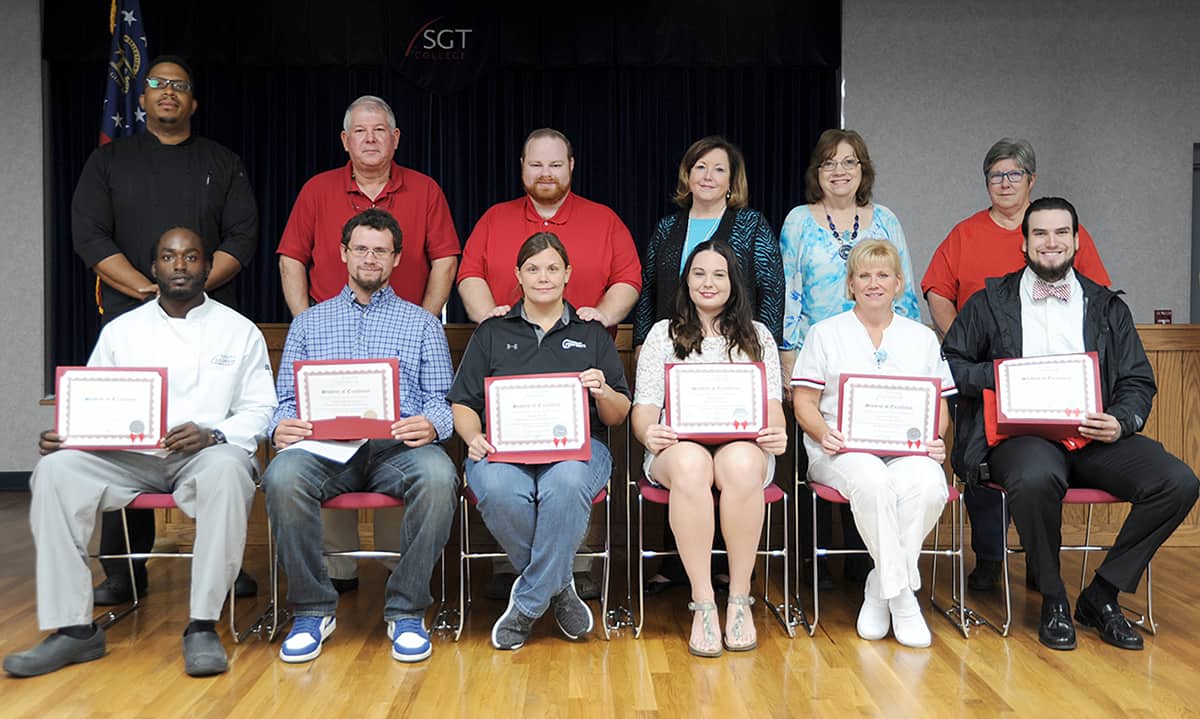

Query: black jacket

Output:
[942, 270, 1156, 483]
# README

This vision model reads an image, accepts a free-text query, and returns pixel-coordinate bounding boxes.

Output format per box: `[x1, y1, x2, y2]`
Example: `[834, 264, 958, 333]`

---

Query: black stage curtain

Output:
[44, 0, 841, 373]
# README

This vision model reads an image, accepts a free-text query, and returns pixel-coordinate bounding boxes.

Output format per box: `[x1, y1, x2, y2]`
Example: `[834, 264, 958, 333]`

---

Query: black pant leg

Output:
[986, 436, 1071, 596]
[99, 508, 155, 585]
[1066, 435, 1199, 592]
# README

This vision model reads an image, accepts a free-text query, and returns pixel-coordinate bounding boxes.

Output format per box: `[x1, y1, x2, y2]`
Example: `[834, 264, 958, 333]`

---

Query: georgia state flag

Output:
[99, 0, 149, 145]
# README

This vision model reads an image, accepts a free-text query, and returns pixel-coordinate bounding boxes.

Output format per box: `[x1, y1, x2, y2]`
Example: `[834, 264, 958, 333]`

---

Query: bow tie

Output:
[1032, 278, 1071, 302]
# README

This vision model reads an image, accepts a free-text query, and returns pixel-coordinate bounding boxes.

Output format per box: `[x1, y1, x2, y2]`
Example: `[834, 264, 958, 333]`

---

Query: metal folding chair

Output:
[253, 492, 452, 643]
[957, 482, 1157, 637]
[634, 477, 795, 639]
[94, 493, 262, 643]
[798, 480, 970, 637]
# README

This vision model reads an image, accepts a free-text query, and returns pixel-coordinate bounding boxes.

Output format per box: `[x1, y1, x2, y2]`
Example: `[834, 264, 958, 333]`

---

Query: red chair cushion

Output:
[637, 477, 785, 505]
[126, 493, 178, 510]
[322, 492, 405, 510]
[984, 482, 1121, 505]
[809, 482, 960, 504]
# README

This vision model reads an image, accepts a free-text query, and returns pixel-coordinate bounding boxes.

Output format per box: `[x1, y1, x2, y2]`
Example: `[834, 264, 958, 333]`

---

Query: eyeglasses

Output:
[344, 246, 394, 258]
[145, 77, 193, 93]
[819, 158, 861, 173]
[987, 169, 1028, 185]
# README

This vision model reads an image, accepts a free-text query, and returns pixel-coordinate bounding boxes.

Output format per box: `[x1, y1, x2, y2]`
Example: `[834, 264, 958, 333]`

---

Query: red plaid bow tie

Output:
[1032, 279, 1071, 302]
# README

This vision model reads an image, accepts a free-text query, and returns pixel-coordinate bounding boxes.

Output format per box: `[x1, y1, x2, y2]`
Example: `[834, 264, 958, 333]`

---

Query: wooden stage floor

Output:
[1, 493, 1196, 718]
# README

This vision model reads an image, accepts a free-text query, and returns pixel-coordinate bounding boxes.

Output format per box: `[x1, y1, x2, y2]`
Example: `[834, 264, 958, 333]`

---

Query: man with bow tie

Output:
[943, 196, 1198, 652]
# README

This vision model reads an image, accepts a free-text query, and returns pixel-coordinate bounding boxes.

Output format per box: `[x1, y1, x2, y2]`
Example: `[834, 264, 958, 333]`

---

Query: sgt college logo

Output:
[404, 17, 473, 62]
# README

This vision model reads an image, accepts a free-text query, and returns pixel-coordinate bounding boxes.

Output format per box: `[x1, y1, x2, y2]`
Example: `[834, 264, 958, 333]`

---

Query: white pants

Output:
[29, 445, 255, 629]
[807, 451, 947, 599]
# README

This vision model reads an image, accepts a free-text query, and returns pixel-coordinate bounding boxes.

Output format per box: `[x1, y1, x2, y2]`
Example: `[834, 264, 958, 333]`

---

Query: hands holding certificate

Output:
[272, 415, 438, 450]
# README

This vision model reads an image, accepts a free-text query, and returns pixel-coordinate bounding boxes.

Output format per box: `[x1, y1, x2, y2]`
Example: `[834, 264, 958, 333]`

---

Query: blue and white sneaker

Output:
[279, 615, 336, 663]
[388, 617, 432, 662]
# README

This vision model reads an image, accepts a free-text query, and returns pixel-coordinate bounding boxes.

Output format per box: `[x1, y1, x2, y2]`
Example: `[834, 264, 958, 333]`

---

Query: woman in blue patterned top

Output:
[633, 136, 783, 350]
[779, 129, 920, 378]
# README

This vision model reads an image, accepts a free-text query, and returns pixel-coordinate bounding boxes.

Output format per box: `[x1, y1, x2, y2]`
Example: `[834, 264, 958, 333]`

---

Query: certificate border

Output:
[993, 352, 1101, 437]
[294, 358, 400, 440]
[664, 362, 767, 443]
[836, 373, 941, 457]
[485, 371, 592, 464]
[55, 366, 167, 450]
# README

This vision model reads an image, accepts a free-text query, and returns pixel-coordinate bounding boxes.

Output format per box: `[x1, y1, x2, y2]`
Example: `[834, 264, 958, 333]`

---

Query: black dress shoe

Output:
[234, 570, 258, 598]
[1038, 597, 1077, 650]
[331, 577, 359, 594]
[93, 575, 146, 606]
[1074, 594, 1144, 650]
[967, 559, 1002, 592]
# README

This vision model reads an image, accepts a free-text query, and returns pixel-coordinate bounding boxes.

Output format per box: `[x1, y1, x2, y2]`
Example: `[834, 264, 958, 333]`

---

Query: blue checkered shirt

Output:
[270, 286, 454, 440]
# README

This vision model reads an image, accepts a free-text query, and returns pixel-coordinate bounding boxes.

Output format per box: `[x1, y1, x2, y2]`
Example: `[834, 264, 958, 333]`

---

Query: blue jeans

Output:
[465, 437, 611, 618]
[262, 440, 459, 620]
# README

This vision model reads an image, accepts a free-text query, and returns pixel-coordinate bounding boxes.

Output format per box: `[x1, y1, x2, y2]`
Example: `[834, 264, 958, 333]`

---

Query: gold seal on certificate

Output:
[994, 352, 1101, 438]
[294, 358, 400, 440]
[837, 374, 941, 456]
[664, 362, 766, 443]
[55, 367, 167, 450]
[485, 372, 591, 464]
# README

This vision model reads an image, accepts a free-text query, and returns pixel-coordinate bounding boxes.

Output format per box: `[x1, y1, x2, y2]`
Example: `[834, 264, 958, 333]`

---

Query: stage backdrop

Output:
[44, 0, 841, 372]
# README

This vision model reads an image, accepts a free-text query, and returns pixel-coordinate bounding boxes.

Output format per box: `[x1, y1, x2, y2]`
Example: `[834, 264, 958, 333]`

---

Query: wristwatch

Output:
[209, 429, 227, 446]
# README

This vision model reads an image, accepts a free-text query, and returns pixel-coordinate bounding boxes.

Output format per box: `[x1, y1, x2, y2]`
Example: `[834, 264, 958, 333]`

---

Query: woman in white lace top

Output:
[632, 240, 787, 658]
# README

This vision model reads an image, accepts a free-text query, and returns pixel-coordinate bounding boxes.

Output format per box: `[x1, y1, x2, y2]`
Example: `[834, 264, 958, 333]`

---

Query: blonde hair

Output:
[844, 239, 903, 300]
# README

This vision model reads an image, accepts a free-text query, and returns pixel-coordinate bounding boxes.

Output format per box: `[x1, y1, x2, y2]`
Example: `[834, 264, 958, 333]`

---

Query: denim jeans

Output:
[465, 437, 611, 618]
[262, 440, 458, 620]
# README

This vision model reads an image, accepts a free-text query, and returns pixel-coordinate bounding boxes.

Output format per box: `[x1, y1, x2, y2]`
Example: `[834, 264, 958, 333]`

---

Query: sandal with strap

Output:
[724, 594, 758, 651]
[686, 600, 723, 658]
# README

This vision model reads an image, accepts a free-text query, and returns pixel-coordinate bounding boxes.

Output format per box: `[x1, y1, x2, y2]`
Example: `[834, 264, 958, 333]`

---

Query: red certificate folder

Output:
[55, 367, 168, 450]
[295, 358, 400, 440]
[485, 372, 591, 464]
[993, 352, 1101, 440]
[836, 373, 941, 457]
[664, 362, 767, 444]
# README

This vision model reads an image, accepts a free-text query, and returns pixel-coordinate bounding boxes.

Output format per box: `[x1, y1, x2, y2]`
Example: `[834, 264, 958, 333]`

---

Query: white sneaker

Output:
[856, 569, 890, 641]
[889, 590, 931, 648]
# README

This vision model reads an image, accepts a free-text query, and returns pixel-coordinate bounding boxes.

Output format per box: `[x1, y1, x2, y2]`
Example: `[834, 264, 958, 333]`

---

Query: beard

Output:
[524, 176, 570, 205]
[1024, 251, 1075, 283]
[157, 273, 206, 302]
[350, 268, 389, 295]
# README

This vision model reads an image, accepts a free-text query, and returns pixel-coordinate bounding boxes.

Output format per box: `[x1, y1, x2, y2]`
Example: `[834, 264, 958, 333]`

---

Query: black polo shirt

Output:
[448, 301, 629, 438]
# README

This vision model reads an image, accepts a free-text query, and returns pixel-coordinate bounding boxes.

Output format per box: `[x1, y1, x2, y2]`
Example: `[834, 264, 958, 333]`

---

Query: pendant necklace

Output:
[825, 204, 860, 260]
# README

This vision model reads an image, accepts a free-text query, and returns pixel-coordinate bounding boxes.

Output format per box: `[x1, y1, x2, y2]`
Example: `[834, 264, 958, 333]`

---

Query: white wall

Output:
[843, 0, 1200, 323]
[0, 0, 50, 473]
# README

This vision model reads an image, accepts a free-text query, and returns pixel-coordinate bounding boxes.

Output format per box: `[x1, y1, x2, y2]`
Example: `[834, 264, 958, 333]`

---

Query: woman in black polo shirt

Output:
[448, 232, 631, 651]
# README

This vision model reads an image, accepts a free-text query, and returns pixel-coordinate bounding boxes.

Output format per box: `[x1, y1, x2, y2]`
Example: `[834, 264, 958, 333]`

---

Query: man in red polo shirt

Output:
[458, 128, 642, 598]
[277, 95, 460, 317]
[458, 128, 641, 327]
[276, 96, 460, 591]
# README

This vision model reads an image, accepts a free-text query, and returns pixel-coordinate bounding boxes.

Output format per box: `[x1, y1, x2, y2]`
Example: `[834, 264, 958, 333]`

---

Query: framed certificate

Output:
[837, 374, 941, 456]
[295, 358, 400, 440]
[485, 372, 591, 464]
[994, 352, 1101, 439]
[664, 362, 767, 443]
[55, 367, 167, 450]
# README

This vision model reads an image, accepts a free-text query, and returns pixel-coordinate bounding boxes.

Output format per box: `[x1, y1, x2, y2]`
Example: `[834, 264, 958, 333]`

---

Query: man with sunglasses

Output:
[71, 55, 260, 608]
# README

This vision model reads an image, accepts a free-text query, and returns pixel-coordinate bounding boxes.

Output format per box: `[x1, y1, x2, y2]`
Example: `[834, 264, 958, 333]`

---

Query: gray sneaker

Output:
[4, 628, 107, 677]
[491, 581, 537, 650]
[552, 578, 594, 640]
[183, 631, 228, 677]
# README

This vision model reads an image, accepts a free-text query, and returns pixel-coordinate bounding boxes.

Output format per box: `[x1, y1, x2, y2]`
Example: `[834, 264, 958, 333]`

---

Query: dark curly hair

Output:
[670, 240, 762, 362]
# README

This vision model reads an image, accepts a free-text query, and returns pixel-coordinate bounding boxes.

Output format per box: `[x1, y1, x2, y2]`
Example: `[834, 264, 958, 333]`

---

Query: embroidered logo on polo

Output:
[211, 354, 237, 366]
[562, 339, 587, 350]
[506, 343, 519, 350]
